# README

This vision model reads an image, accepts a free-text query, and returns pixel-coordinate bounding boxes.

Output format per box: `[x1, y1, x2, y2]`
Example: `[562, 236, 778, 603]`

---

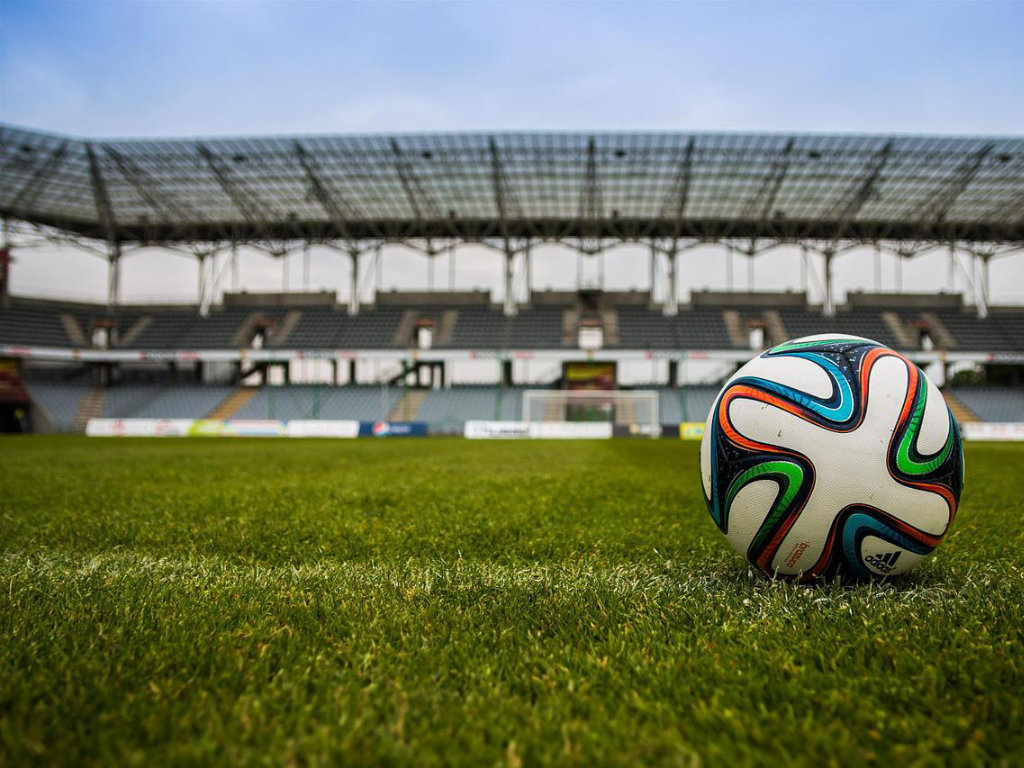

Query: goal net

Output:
[522, 389, 660, 429]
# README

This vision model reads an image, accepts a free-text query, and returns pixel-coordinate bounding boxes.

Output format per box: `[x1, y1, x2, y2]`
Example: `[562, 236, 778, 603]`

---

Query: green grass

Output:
[1, 437, 1022, 766]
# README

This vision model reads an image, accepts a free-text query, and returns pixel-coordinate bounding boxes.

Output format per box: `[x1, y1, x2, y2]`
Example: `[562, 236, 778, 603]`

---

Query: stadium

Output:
[3, 121, 1024, 763]
[3, 125, 1023, 435]
[2, 3, 1024, 765]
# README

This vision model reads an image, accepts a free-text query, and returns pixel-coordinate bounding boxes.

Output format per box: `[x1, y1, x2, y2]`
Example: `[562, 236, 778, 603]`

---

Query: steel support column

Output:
[874, 244, 882, 291]
[375, 243, 383, 295]
[524, 241, 532, 304]
[303, 242, 311, 292]
[107, 243, 121, 311]
[823, 249, 836, 317]
[197, 252, 208, 316]
[349, 250, 360, 315]
[664, 247, 679, 316]
[649, 244, 657, 305]
[977, 252, 990, 319]
[948, 244, 957, 292]
[231, 243, 239, 292]
[503, 243, 517, 316]
[800, 245, 808, 296]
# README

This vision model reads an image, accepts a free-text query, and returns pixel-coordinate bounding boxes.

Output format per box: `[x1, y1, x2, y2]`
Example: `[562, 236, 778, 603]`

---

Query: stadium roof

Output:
[2, 123, 1023, 247]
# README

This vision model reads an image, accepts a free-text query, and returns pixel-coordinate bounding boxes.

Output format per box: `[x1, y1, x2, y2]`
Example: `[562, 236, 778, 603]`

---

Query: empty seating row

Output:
[272, 308, 405, 349]
[655, 385, 720, 424]
[102, 384, 234, 419]
[949, 387, 1024, 422]
[922, 309, 1021, 352]
[617, 307, 738, 349]
[23, 379, 91, 431]
[0, 306, 76, 347]
[414, 385, 525, 424]
[777, 309, 903, 349]
[4, 301, 1023, 351]
[233, 385, 402, 422]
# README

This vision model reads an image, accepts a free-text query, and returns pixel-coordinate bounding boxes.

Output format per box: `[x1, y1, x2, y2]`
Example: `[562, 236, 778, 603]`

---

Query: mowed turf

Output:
[1, 437, 1022, 766]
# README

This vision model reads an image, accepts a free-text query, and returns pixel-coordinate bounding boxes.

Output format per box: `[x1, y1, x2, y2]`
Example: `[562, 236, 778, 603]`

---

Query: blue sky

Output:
[2, 1, 1023, 307]
[3, 1, 1023, 137]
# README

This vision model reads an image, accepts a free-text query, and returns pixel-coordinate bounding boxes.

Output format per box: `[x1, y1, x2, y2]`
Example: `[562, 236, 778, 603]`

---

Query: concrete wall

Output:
[376, 290, 491, 307]
[223, 291, 336, 308]
[845, 291, 963, 309]
[690, 290, 808, 308]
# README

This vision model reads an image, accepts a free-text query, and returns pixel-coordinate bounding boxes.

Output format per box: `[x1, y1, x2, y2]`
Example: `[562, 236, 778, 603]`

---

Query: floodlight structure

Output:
[2, 124, 1022, 318]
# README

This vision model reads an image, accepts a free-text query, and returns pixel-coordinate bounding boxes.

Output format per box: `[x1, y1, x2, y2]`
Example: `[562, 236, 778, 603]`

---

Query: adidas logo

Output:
[864, 550, 902, 574]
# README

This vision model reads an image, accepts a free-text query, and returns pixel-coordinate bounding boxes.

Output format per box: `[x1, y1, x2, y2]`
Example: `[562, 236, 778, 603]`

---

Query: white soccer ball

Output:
[700, 334, 964, 581]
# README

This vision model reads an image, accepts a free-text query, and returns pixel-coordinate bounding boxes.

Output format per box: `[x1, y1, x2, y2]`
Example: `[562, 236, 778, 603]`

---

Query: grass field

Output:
[1, 436, 1022, 766]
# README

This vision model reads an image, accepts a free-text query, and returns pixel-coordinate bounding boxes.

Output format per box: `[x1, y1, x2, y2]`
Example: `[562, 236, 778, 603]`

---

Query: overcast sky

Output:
[3, 0, 1023, 307]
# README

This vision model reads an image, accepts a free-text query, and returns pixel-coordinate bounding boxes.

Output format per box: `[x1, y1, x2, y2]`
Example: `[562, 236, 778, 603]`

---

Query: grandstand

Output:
[1, 124, 1022, 432]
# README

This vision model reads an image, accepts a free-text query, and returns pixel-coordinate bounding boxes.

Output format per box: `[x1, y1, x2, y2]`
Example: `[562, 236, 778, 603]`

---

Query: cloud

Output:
[2, 1, 1022, 305]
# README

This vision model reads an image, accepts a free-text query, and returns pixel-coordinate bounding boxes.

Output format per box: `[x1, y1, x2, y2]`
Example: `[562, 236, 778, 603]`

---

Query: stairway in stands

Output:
[722, 310, 748, 348]
[881, 311, 917, 349]
[921, 312, 957, 349]
[393, 310, 419, 346]
[435, 309, 458, 346]
[117, 316, 152, 347]
[266, 311, 302, 347]
[389, 389, 428, 421]
[762, 310, 789, 347]
[207, 387, 257, 419]
[71, 386, 106, 433]
[59, 314, 88, 346]
[943, 390, 980, 425]
[561, 308, 579, 346]
[601, 308, 619, 346]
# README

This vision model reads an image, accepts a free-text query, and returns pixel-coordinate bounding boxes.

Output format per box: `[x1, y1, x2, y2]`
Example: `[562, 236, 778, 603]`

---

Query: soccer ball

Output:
[700, 334, 963, 581]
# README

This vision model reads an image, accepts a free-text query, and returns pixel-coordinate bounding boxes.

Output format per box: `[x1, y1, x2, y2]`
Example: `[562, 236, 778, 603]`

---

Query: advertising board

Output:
[285, 420, 360, 438]
[86, 418, 194, 437]
[359, 421, 429, 437]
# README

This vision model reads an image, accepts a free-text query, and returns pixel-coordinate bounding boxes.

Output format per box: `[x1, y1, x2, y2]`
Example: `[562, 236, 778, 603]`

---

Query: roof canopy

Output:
[2, 124, 1023, 246]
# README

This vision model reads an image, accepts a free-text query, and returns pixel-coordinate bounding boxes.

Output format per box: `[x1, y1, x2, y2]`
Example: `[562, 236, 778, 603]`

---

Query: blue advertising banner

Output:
[358, 420, 429, 437]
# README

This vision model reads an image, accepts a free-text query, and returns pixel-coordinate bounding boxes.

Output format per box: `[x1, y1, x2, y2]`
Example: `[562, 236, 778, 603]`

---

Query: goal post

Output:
[522, 389, 660, 429]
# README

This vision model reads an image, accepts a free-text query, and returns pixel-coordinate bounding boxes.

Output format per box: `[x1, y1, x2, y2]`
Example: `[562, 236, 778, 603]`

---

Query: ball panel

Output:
[724, 479, 779, 557]
[918, 373, 952, 456]
[699, 405, 714, 500]
[721, 353, 836, 400]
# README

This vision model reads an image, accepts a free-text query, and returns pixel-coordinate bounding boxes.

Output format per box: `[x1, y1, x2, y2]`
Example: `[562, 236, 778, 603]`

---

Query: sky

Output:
[2, 0, 1023, 307]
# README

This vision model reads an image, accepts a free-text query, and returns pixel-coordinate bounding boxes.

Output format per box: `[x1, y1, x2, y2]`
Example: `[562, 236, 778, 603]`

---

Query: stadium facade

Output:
[1, 124, 1022, 433]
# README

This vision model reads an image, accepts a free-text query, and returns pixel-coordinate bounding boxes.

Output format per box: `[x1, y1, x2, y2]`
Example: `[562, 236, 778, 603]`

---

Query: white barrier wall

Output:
[464, 421, 530, 439]
[221, 420, 286, 437]
[83, 418, 1024, 441]
[465, 421, 613, 439]
[86, 418, 360, 438]
[86, 419, 194, 437]
[960, 423, 1024, 441]
[285, 420, 361, 438]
